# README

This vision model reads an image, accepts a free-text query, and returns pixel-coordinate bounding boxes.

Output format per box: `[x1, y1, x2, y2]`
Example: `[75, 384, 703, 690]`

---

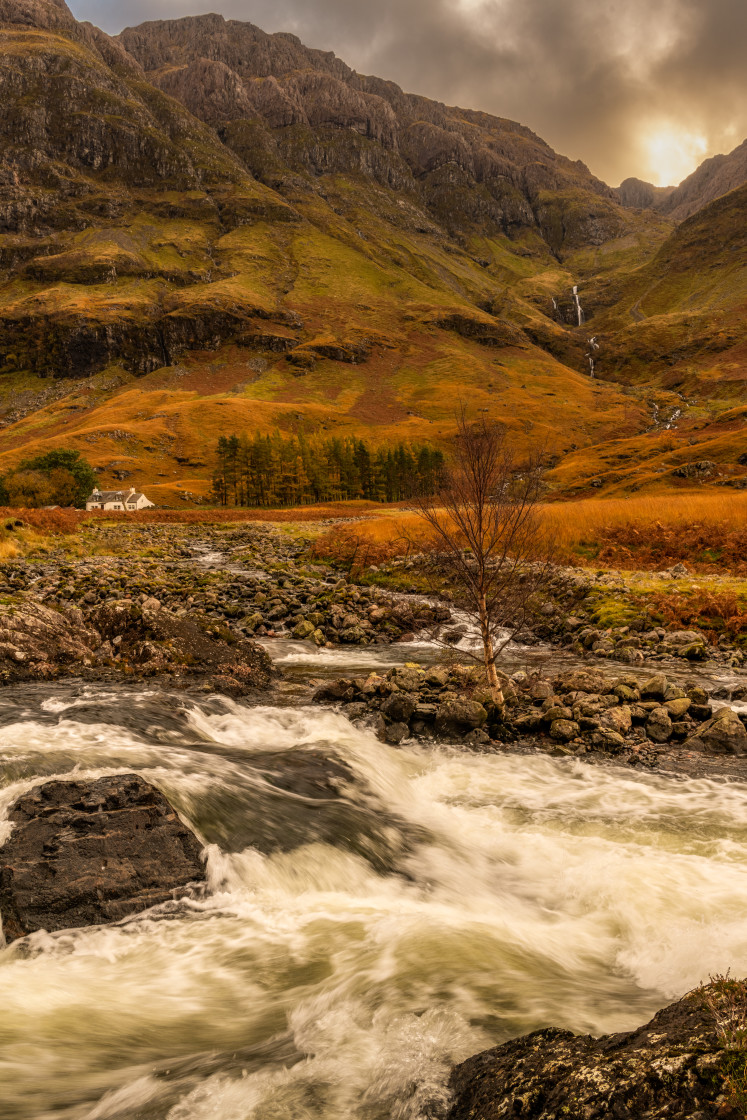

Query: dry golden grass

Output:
[310, 491, 747, 574]
[1, 507, 80, 533]
[83, 500, 388, 526]
[541, 491, 747, 547]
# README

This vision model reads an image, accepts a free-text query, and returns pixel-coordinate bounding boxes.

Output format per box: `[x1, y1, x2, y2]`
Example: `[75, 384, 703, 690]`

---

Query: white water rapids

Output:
[2, 686, 747, 1119]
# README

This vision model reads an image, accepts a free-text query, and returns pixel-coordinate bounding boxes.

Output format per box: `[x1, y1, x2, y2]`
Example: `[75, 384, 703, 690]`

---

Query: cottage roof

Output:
[89, 490, 144, 502]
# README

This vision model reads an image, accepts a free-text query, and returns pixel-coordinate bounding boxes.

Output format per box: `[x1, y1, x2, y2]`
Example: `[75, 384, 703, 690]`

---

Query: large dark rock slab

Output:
[0, 775, 205, 942]
[447, 982, 743, 1120]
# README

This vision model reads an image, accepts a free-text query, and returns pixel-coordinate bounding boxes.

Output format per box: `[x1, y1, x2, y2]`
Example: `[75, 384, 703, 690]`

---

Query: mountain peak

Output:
[0, 0, 74, 31]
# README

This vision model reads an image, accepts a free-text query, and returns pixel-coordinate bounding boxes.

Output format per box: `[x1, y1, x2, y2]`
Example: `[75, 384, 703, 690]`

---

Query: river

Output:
[2, 663, 747, 1119]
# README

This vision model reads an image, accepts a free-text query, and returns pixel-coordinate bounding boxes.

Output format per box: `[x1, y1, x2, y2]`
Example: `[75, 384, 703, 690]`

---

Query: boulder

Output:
[556, 670, 612, 695]
[684, 708, 747, 756]
[666, 697, 691, 719]
[381, 692, 418, 724]
[687, 687, 710, 706]
[590, 728, 627, 751]
[549, 719, 579, 742]
[641, 673, 668, 700]
[542, 705, 573, 722]
[646, 706, 673, 742]
[383, 721, 409, 745]
[435, 699, 487, 735]
[0, 776, 204, 942]
[603, 704, 632, 734]
[292, 619, 316, 640]
[681, 642, 707, 661]
[447, 980, 743, 1120]
[425, 665, 450, 687]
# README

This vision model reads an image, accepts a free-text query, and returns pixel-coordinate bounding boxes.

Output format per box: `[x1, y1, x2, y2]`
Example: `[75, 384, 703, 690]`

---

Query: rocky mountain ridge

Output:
[615, 137, 747, 220]
[117, 13, 628, 253]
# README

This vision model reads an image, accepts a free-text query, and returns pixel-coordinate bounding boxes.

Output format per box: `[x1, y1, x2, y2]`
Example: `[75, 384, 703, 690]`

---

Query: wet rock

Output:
[666, 697, 692, 719]
[0, 776, 204, 942]
[447, 981, 742, 1120]
[549, 718, 579, 742]
[684, 708, 747, 756]
[384, 721, 410, 745]
[590, 728, 627, 751]
[641, 673, 668, 700]
[556, 669, 612, 695]
[381, 693, 418, 723]
[646, 706, 673, 742]
[435, 699, 488, 735]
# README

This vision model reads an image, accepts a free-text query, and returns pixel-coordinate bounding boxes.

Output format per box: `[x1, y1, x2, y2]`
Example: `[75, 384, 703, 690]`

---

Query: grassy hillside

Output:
[0, 9, 744, 502]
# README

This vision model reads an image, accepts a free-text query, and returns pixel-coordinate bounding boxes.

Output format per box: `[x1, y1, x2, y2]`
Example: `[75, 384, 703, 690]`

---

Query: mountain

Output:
[116, 14, 639, 257]
[615, 139, 747, 221]
[615, 178, 675, 210]
[662, 139, 747, 220]
[0, 3, 743, 502]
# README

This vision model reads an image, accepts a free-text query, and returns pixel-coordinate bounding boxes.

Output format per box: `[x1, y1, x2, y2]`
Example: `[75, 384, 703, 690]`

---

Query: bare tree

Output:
[414, 414, 553, 706]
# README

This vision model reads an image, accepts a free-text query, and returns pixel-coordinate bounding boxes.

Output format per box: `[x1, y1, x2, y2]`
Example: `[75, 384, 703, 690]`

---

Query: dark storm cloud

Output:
[68, 0, 747, 185]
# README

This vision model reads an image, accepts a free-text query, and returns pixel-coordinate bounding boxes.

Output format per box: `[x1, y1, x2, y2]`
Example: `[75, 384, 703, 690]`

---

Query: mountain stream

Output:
[1, 640, 747, 1120]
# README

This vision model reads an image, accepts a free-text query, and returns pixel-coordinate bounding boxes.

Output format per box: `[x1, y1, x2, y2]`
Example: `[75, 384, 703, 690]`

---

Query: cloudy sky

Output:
[68, 0, 747, 187]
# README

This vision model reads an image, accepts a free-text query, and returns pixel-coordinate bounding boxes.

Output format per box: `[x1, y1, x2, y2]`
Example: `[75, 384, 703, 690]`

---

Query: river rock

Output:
[0, 598, 100, 681]
[91, 602, 272, 691]
[666, 697, 692, 718]
[641, 672, 669, 700]
[435, 699, 487, 735]
[556, 669, 612, 695]
[382, 692, 418, 723]
[447, 981, 742, 1120]
[549, 718, 579, 741]
[646, 706, 673, 742]
[0, 776, 205, 942]
[684, 708, 747, 756]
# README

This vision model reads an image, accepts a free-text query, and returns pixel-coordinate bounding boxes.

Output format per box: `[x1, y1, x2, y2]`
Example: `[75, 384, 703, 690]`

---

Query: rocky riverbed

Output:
[1, 519, 746, 1119]
[313, 663, 747, 779]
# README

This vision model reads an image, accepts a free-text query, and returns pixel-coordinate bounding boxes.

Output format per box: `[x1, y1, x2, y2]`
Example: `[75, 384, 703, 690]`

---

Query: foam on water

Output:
[1, 694, 747, 1119]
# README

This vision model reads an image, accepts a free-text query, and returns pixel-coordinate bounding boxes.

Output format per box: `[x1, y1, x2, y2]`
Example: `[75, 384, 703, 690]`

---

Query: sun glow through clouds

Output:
[643, 126, 708, 187]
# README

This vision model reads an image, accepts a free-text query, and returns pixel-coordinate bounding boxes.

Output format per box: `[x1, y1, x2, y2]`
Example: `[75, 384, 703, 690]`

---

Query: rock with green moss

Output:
[447, 980, 746, 1120]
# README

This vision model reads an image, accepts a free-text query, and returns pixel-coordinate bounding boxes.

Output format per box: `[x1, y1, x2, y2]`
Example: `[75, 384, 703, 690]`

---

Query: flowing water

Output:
[2, 680, 747, 1120]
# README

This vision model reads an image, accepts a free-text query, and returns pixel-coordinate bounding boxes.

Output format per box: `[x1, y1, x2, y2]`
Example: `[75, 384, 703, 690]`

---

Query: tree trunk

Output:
[478, 591, 504, 706]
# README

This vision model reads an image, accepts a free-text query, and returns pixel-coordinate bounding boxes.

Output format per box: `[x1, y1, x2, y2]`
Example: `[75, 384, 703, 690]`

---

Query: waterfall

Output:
[572, 284, 585, 326]
[586, 335, 600, 378]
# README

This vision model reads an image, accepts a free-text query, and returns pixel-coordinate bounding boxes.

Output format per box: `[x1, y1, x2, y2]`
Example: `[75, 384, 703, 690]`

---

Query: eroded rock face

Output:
[117, 14, 627, 250]
[0, 775, 204, 942]
[684, 707, 747, 756]
[447, 983, 741, 1120]
[0, 595, 273, 693]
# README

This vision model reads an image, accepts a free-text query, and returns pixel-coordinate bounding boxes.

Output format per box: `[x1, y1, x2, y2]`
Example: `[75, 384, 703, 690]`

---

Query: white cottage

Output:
[86, 486, 155, 512]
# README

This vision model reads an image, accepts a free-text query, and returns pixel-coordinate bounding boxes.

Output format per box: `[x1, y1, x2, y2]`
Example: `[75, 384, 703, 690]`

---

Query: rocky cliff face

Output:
[118, 14, 628, 250]
[662, 137, 747, 220]
[616, 139, 747, 220]
[615, 176, 675, 210]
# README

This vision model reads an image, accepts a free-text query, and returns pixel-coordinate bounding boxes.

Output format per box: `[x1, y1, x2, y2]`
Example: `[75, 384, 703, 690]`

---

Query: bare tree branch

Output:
[413, 411, 554, 706]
